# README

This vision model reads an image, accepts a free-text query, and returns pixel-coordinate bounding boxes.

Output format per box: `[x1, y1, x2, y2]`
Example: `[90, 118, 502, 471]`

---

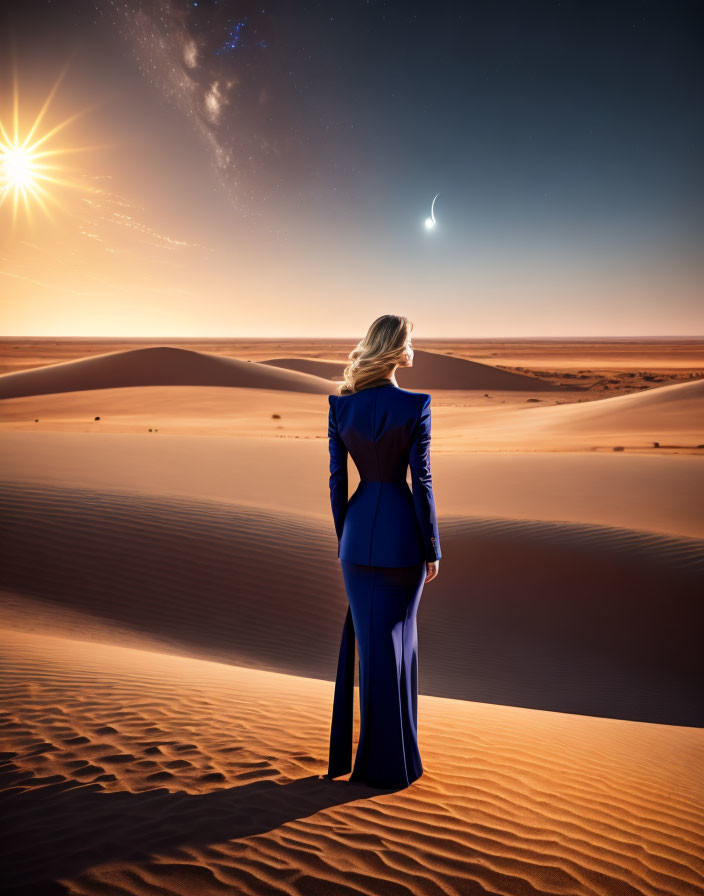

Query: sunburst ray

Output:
[0, 67, 96, 225]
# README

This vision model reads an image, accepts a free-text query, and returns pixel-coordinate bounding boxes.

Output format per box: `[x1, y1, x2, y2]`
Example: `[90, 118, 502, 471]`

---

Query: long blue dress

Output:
[324, 380, 441, 789]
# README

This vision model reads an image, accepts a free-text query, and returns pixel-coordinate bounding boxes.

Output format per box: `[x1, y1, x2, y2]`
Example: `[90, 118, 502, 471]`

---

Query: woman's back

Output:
[328, 382, 441, 567]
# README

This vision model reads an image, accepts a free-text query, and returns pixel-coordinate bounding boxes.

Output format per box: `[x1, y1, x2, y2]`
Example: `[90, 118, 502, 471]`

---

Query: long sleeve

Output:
[409, 394, 441, 562]
[328, 395, 349, 548]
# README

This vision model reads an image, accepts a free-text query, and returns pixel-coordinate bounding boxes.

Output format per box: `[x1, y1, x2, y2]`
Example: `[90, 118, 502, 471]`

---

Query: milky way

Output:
[93, 1, 315, 212]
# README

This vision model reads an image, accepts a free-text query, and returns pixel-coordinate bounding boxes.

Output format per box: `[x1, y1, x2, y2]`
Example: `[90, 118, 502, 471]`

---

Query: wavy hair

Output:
[337, 314, 413, 395]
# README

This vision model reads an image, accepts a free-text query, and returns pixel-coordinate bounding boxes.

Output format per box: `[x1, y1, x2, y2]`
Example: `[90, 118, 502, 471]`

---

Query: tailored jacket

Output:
[328, 380, 441, 567]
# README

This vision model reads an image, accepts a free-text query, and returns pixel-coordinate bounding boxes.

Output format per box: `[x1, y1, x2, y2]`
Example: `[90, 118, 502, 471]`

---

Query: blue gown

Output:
[324, 380, 441, 788]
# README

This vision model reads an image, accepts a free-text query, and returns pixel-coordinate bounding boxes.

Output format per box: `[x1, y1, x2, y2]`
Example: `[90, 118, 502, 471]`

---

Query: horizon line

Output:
[2, 335, 704, 341]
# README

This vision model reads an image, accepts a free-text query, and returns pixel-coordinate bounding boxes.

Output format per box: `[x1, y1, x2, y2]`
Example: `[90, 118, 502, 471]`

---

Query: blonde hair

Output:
[337, 315, 413, 395]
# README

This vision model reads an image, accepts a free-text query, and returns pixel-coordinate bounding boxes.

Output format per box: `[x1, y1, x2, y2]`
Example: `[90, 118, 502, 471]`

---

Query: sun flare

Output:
[2, 144, 37, 189]
[0, 70, 91, 223]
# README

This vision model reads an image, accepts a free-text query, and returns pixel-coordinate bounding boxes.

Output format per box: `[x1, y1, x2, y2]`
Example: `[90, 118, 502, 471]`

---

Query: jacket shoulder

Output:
[393, 386, 430, 399]
[411, 391, 431, 408]
[391, 390, 431, 423]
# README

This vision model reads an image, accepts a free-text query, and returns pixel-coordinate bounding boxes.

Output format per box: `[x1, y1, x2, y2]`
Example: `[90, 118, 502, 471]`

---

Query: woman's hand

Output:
[425, 560, 440, 583]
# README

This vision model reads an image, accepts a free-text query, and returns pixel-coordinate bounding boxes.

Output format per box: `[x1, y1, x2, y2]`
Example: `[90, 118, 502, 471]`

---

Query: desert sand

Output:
[1, 338, 703, 895]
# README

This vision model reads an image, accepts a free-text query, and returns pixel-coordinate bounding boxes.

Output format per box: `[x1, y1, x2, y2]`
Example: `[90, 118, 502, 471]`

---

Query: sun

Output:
[0, 69, 91, 223]
[2, 144, 37, 189]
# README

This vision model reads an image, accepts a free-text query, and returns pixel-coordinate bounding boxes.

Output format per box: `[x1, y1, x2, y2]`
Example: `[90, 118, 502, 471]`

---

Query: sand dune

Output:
[0, 345, 334, 400]
[265, 348, 570, 391]
[2, 371, 700, 456]
[1, 481, 701, 725]
[533, 376, 704, 429]
[2, 431, 703, 539]
[1, 627, 703, 895]
[445, 376, 704, 451]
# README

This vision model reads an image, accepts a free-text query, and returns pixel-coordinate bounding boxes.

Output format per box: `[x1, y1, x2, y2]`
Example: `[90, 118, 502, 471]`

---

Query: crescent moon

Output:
[430, 193, 439, 224]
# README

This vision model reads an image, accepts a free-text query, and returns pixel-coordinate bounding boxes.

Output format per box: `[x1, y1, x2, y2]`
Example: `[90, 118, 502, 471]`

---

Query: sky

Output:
[0, 0, 702, 337]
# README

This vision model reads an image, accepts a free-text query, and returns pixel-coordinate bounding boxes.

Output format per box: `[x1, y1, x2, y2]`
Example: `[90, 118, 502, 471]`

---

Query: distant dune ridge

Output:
[0, 346, 569, 400]
[261, 357, 343, 379]
[265, 348, 570, 391]
[0, 345, 333, 400]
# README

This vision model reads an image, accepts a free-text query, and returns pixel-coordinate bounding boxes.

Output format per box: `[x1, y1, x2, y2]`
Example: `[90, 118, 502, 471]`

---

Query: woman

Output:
[324, 314, 441, 790]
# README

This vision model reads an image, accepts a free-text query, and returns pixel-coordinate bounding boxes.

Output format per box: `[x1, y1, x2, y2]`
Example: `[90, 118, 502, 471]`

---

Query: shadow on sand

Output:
[2, 773, 395, 893]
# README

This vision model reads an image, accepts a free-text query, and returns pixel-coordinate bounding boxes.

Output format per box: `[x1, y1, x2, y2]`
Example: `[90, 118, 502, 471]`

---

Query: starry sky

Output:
[1, 0, 702, 337]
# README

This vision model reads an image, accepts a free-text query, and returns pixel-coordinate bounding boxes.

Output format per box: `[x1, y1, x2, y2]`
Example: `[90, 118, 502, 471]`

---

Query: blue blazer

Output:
[328, 381, 441, 566]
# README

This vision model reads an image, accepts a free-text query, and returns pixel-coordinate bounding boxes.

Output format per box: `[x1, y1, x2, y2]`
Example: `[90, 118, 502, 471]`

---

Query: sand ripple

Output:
[1, 629, 703, 895]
